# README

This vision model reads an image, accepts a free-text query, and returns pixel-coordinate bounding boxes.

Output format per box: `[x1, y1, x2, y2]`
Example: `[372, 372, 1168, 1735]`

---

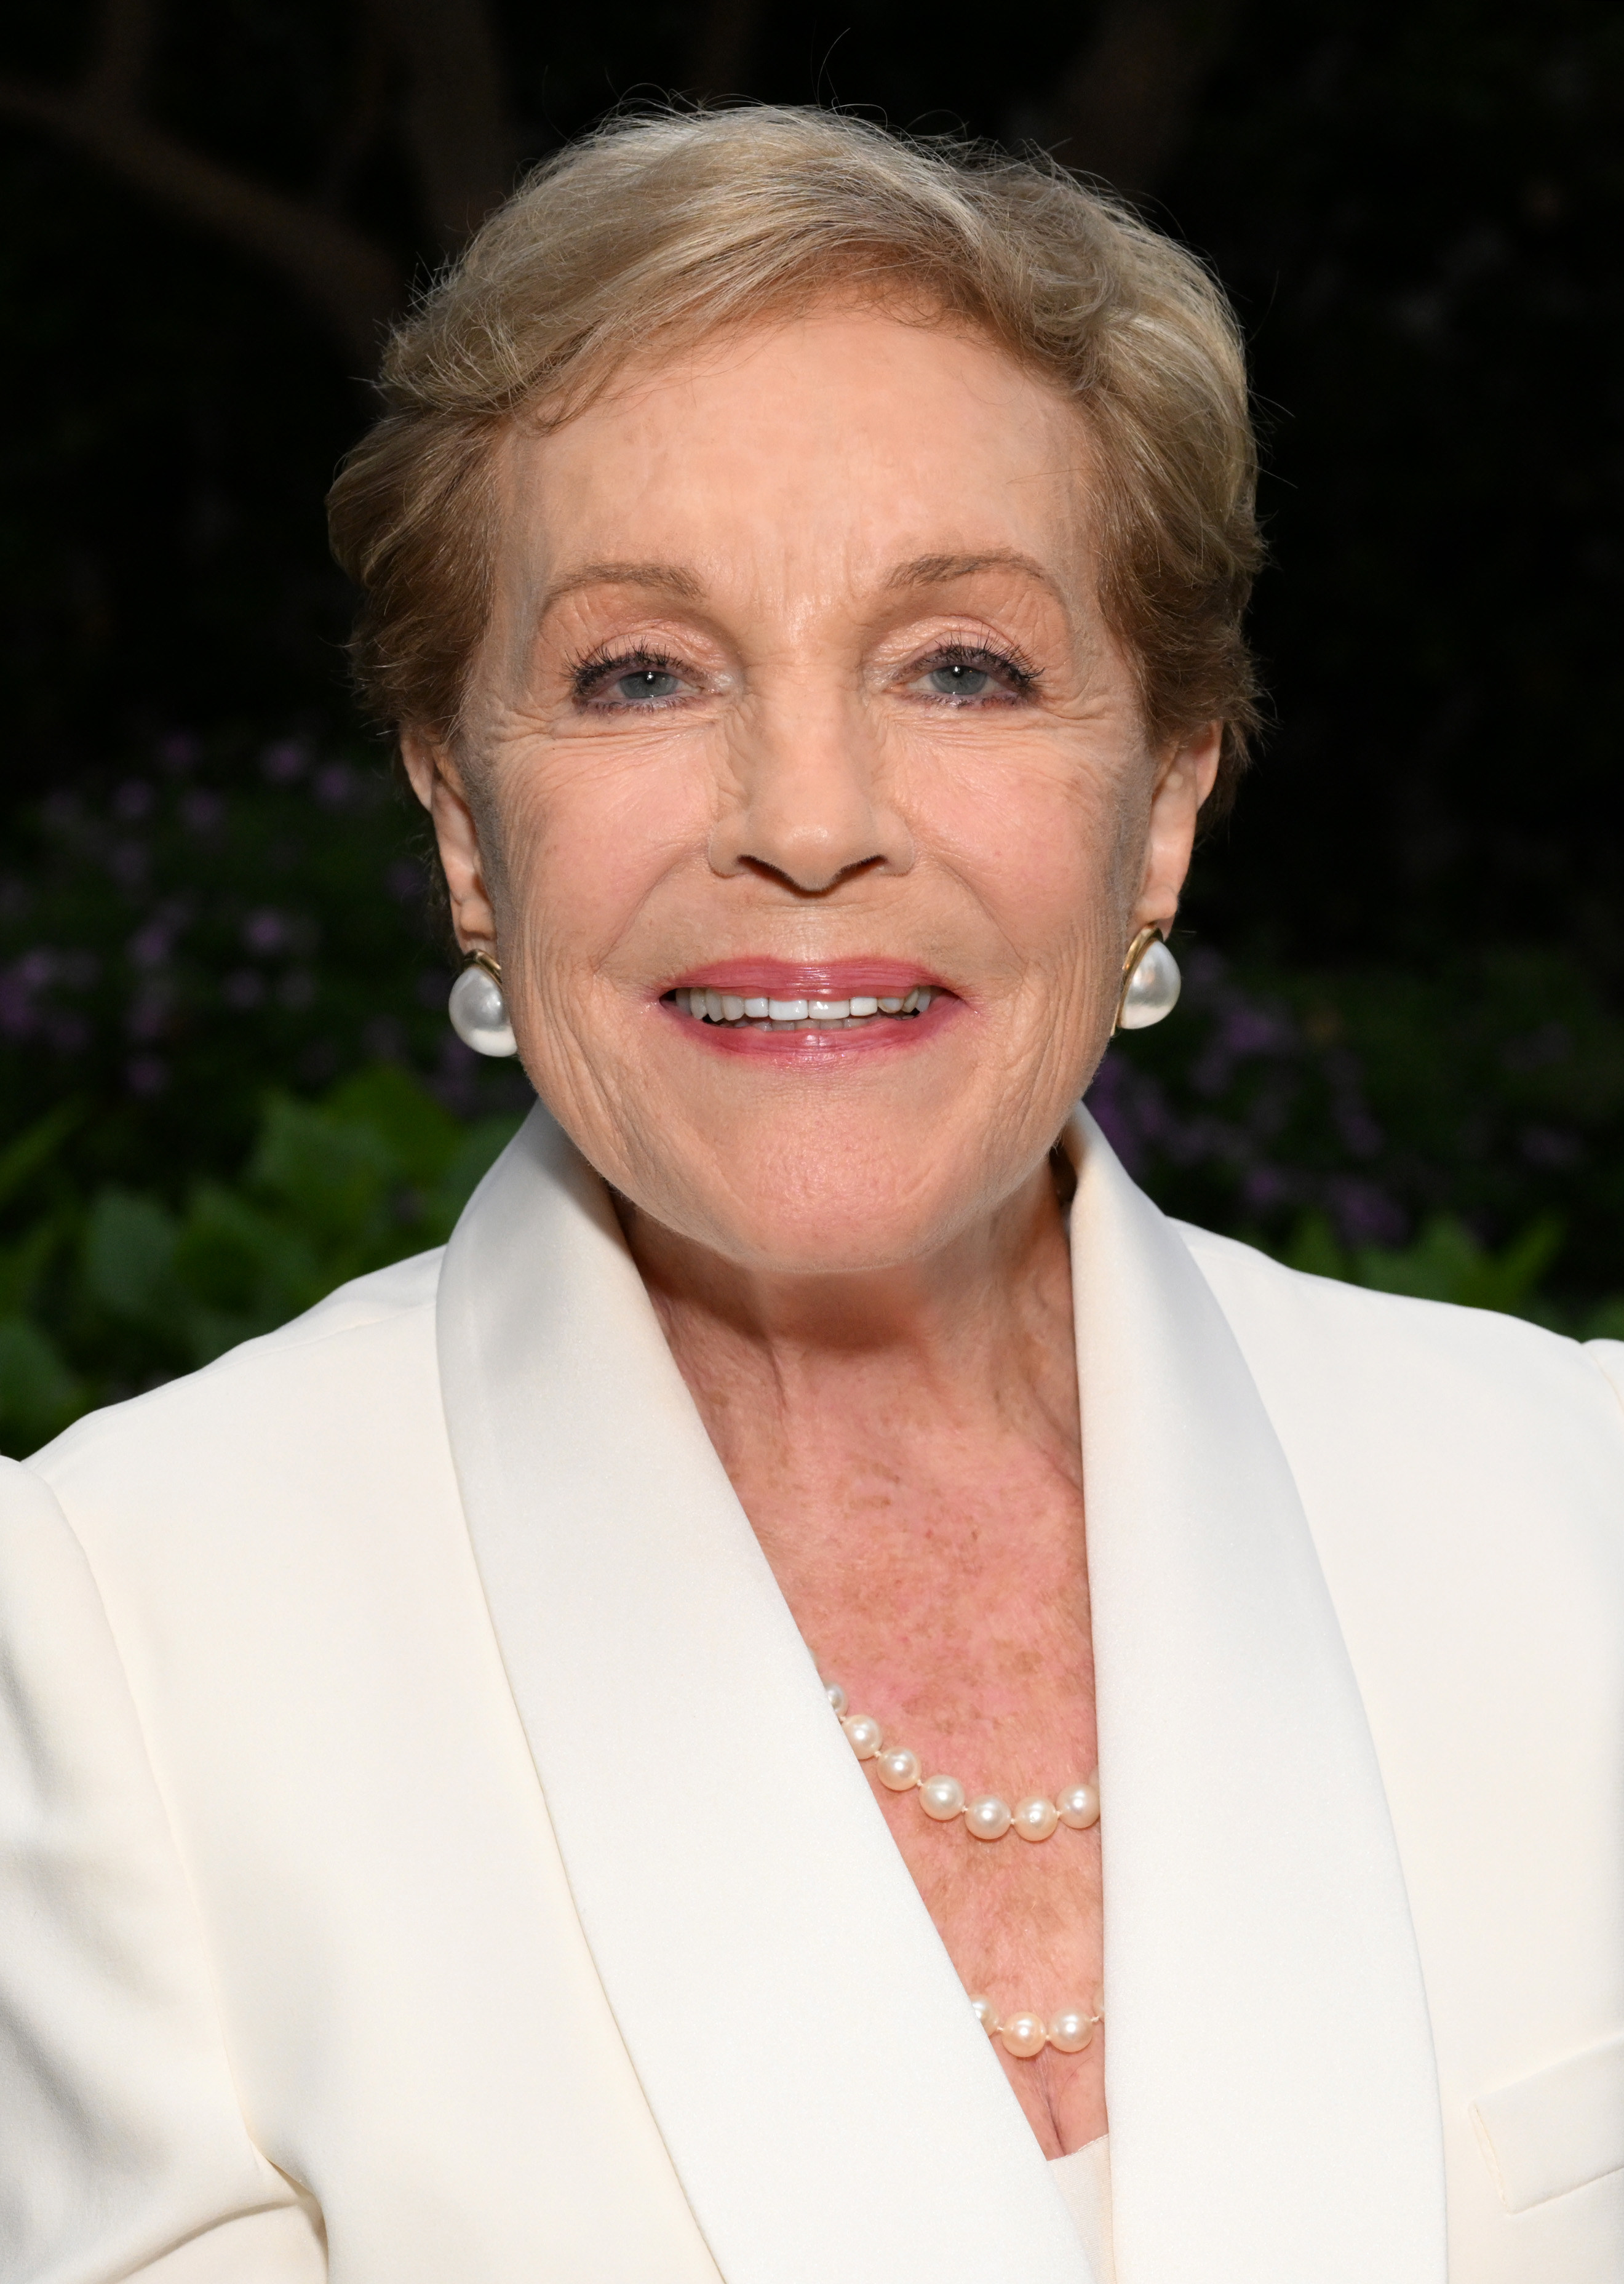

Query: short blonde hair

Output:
[329, 105, 1261, 809]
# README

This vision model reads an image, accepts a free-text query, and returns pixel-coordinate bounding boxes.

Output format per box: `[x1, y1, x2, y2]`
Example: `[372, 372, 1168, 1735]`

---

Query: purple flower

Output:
[242, 909, 290, 955]
[0, 972, 39, 1040]
[1220, 1004, 1294, 1057]
[113, 780, 154, 821]
[128, 921, 174, 970]
[180, 790, 225, 834]
[126, 988, 171, 1042]
[1334, 1106, 1385, 1157]
[1327, 1180, 1407, 1248]
[314, 763, 354, 807]
[1241, 1163, 1299, 1211]
[261, 738, 310, 784]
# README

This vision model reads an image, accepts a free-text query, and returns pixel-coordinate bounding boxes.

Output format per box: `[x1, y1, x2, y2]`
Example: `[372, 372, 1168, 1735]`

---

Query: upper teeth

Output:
[674, 986, 934, 1027]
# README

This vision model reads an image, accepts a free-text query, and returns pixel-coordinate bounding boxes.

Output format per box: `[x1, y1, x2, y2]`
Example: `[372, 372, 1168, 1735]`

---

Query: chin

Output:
[568, 1037, 1062, 1273]
[645, 1131, 1003, 1277]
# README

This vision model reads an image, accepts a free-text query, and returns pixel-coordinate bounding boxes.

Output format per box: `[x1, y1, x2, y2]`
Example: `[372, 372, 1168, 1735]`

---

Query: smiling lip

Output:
[659, 957, 955, 1053]
[663, 960, 944, 999]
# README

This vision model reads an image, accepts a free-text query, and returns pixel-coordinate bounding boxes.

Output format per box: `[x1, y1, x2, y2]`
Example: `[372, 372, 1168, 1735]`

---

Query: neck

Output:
[619, 1151, 1081, 1498]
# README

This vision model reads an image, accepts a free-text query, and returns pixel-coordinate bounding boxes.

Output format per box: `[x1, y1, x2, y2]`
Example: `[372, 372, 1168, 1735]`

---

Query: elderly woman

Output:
[2, 107, 1620, 2284]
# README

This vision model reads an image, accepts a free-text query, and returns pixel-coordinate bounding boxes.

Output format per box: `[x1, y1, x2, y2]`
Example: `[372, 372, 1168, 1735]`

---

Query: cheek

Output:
[485, 737, 710, 968]
[919, 742, 1144, 976]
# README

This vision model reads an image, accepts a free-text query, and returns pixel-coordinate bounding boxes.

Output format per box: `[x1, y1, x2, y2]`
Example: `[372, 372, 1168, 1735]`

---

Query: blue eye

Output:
[613, 668, 682, 703]
[926, 661, 993, 698]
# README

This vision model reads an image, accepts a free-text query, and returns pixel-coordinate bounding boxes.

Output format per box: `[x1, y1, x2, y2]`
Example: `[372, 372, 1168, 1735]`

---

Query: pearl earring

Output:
[447, 951, 517, 1057]
[1114, 925, 1181, 1032]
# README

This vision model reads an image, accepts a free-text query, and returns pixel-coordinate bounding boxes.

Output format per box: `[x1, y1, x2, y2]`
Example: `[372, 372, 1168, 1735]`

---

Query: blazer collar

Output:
[1067, 1112, 1445, 2282]
[437, 1104, 1444, 2284]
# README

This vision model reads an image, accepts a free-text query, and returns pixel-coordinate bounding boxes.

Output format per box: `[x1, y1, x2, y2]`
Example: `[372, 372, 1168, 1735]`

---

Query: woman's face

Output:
[408, 307, 1218, 1274]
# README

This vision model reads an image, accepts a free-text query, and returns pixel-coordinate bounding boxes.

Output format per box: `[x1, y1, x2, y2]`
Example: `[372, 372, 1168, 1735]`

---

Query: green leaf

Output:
[0, 1316, 84, 1453]
[171, 1183, 324, 1351]
[82, 1189, 183, 1328]
[321, 1063, 464, 1186]
[0, 1223, 58, 1317]
[0, 1101, 82, 1212]
[1283, 1212, 1350, 1281]
[1354, 1215, 1563, 1314]
[247, 1095, 396, 1251]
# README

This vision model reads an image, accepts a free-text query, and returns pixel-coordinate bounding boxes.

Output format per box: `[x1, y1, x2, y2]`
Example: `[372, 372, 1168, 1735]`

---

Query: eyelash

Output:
[570, 645, 688, 708]
[567, 637, 1041, 709]
[913, 641, 1039, 702]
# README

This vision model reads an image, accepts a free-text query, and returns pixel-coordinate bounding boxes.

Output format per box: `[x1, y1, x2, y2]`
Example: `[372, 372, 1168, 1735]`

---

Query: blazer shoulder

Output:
[29, 1246, 445, 1493]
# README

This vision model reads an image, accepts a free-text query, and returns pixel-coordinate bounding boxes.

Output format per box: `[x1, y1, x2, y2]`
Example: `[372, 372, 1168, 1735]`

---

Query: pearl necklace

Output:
[825, 1682, 1101, 1843]
[969, 1995, 1102, 2059]
[825, 1680, 1104, 2062]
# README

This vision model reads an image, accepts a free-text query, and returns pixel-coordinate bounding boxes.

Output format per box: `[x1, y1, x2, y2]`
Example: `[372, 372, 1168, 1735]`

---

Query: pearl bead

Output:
[1012, 1794, 1060, 1842]
[919, 1773, 966, 1821]
[999, 2011, 1048, 2059]
[876, 1746, 921, 1791]
[1118, 933, 1182, 1028]
[826, 1683, 848, 1715]
[447, 963, 517, 1057]
[1047, 2008, 1097, 2054]
[965, 1794, 1013, 1841]
[1057, 1779, 1101, 1830]
[968, 1994, 998, 2035]
[842, 1714, 883, 1760]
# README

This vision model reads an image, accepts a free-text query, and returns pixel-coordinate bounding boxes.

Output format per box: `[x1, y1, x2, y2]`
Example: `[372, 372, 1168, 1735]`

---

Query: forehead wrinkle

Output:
[538, 561, 707, 617]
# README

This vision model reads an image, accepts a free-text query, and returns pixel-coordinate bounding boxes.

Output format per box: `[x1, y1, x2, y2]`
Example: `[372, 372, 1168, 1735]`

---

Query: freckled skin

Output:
[405, 307, 1219, 2157]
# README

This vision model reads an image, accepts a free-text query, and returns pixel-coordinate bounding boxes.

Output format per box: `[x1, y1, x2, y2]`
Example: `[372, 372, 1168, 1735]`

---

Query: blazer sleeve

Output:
[0, 1458, 325, 2282]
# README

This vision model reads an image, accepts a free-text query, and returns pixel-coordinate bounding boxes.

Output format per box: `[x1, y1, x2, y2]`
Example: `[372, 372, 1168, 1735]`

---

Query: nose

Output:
[707, 689, 914, 893]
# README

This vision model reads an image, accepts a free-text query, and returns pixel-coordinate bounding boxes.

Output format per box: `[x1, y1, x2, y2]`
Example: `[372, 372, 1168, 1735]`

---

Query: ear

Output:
[400, 729, 498, 955]
[1133, 723, 1223, 932]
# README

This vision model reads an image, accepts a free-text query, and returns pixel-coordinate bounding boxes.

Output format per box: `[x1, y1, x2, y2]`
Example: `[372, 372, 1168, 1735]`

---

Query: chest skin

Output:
[715, 1405, 1105, 2159]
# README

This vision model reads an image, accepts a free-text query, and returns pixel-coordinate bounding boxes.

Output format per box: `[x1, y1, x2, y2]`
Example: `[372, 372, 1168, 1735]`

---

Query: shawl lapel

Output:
[436, 1107, 1088, 2284]
[437, 1101, 1446, 2284]
[1066, 1108, 1446, 2282]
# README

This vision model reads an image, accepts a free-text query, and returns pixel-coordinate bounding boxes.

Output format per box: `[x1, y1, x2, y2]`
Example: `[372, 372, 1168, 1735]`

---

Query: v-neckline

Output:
[435, 1101, 1446, 2284]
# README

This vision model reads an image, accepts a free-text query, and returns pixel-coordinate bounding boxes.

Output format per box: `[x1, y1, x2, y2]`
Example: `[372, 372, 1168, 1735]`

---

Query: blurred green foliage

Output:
[0, 1066, 520, 1455]
[1281, 1212, 1624, 1339]
[1092, 941, 1624, 1308]
[0, 734, 528, 1192]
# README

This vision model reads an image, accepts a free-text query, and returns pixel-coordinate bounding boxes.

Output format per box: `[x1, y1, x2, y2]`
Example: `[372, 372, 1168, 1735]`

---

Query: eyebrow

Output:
[538, 549, 1063, 617]
[539, 561, 706, 615]
[883, 551, 1065, 600]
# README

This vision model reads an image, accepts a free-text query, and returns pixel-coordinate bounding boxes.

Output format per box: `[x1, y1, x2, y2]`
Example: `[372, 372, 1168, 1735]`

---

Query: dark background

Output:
[2, 0, 1622, 1449]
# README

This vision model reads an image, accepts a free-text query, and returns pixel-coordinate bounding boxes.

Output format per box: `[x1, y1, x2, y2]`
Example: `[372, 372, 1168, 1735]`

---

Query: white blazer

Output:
[1, 1106, 1621, 2284]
